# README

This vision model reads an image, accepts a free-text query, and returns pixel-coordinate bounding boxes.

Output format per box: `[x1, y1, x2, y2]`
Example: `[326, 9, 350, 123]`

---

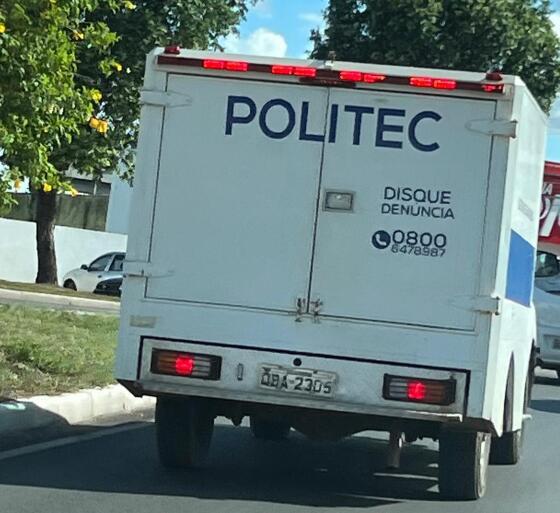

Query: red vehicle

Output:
[540, 161, 560, 253]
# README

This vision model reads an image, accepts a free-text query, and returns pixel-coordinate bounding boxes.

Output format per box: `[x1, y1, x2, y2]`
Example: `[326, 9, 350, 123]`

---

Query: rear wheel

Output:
[491, 355, 534, 465]
[63, 279, 77, 291]
[250, 417, 291, 441]
[155, 396, 214, 469]
[439, 430, 491, 500]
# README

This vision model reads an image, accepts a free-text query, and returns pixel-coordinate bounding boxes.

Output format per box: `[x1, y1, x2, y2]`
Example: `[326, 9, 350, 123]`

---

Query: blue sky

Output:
[224, 0, 560, 162]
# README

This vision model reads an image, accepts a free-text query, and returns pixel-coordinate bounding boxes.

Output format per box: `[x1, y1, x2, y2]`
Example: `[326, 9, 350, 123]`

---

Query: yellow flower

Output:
[97, 120, 109, 134]
[43, 183, 53, 193]
[70, 187, 79, 197]
[113, 62, 123, 72]
[89, 117, 100, 129]
[90, 89, 102, 102]
[0, 23, 6, 34]
[124, 1, 137, 9]
[14, 178, 22, 190]
[72, 30, 84, 41]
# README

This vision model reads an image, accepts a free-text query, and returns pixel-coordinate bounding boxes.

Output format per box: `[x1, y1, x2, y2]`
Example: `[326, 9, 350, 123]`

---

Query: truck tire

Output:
[438, 431, 491, 500]
[490, 364, 532, 465]
[155, 396, 214, 469]
[489, 430, 522, 465]
[250, 417, 291, 441]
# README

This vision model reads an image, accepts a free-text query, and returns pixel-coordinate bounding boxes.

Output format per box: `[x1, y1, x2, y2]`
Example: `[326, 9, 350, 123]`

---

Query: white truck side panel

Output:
[483, 86, 546, 432]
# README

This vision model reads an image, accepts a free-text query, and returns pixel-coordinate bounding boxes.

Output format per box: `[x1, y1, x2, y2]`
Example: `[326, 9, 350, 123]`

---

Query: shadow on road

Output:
[0, 424, 441, 507]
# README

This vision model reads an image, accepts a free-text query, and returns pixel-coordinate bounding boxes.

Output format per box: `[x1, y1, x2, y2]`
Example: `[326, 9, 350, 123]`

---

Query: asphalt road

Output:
[0, 374, 559, 513]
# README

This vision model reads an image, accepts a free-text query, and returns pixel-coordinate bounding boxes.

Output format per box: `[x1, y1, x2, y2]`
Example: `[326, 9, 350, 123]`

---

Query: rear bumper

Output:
[132, 337, 469, 424]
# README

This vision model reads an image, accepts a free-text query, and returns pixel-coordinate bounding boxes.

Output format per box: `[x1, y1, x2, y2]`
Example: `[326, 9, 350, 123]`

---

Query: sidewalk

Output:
[0, 385, 155, 444]
[0, 288, 120, 315]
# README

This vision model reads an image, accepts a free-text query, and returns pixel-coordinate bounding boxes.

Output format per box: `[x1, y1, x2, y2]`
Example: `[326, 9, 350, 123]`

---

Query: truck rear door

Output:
[145, 75, 327, 312]
[309, 88, 496, 330]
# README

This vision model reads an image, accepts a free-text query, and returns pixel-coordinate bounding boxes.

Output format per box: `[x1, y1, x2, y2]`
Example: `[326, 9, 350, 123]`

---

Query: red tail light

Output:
[175, 355, 194, 376]
[151, 349, 221, 380]
[407, 381, 427, 400]
[383, 375, 456, 405]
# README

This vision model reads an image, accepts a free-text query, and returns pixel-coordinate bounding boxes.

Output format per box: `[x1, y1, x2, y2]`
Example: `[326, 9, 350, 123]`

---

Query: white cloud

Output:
[299, 12, 324, 26]
[222, 28, 288, 58]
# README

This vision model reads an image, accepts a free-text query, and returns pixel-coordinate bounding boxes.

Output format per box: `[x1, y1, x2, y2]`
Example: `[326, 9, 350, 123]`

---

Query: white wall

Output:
[106, 175, 133, 235]
[0, 218, 127, 284]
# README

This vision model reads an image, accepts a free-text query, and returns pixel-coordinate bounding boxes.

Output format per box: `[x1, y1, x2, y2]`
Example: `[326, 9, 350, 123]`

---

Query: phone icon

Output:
[371, 230, 391, 250]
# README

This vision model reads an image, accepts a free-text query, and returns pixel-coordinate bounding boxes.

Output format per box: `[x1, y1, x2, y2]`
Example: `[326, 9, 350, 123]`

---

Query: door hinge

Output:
[473, 296, 502, 315]
[123, 261, 173, 279]
[466, 119, 517, 138]
[140, 90, 192, 108]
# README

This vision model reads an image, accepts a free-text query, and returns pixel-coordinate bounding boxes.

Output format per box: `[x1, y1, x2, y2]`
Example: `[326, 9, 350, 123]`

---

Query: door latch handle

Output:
[295, 297, 307, 322]
[310, 299, 323, 323]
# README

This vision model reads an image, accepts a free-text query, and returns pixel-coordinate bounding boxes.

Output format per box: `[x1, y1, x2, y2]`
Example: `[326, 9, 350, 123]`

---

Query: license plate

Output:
[259, 364, 337, 397]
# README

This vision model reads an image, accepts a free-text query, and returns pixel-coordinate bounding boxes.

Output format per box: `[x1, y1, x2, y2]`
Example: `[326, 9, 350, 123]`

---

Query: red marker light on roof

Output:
[410, 76, 433, 88]
[293, 66, 317, 78]
[339, 70, 362, 81]
[271, 65, 294, 75]
[482, 83, 504, 93]
[433, 79, 456, 90]
[163, 45, 181, 55]
[203, 59, 225, 70]
[486, 70, 503, 81]
[203, 59, 248, 72]
[225, 60, 248, 71]
[363, 73, 386, 83]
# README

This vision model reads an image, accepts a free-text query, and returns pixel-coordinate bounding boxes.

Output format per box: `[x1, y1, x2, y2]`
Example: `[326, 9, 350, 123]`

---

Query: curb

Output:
[0, 288, 120, 315]
[0, 385, 154, 438]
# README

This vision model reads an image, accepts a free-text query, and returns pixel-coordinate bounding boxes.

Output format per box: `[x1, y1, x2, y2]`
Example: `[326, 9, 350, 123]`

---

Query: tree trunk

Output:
[35, 190, 58, 284]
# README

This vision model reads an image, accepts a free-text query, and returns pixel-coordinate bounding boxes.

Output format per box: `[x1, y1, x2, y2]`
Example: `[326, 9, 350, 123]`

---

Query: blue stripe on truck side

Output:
[505, 230, 535, 307]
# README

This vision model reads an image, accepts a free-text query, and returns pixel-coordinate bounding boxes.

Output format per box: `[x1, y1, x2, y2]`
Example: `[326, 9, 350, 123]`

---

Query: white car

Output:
[62, 252, 125, 293]
[534, 251, 560, 380]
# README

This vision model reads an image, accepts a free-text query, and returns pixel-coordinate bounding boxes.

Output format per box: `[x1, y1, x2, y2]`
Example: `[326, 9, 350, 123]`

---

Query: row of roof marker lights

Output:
[160, 47, 504, 93]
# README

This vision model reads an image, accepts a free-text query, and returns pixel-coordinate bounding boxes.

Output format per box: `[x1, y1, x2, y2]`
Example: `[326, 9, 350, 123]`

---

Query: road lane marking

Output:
[0, 423, 149, 461]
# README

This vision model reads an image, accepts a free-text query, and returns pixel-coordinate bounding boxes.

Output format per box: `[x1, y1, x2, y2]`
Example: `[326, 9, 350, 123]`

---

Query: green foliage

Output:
[0, 0, 120, 196]
[0, 0, 251, 195]
[312, 0, 560, 111]
[67, 0, 252, 183]
[0, 305, 118, 396]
